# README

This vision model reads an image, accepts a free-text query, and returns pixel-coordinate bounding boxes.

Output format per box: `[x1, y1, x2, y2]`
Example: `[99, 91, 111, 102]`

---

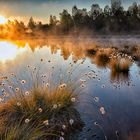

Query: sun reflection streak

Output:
[0, 41, 27, 62]
[0, 15, 7, 24]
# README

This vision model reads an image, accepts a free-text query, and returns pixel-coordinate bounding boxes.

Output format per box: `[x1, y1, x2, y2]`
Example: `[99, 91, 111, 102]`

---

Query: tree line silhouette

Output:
[0, 2, 140, 39]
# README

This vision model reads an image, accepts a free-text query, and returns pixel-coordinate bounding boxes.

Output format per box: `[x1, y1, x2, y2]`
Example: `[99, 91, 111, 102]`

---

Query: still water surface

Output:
[0, 38, 140, 140]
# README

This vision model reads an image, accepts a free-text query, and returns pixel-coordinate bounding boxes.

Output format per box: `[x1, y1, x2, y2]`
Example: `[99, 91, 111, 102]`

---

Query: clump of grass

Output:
[94, 52, 110, 68]
[108, 51, 133, 83]
[110, 58, 132, 73]
[131, 46, 140, 62]
[0, 86, 83, 140]
[119, 45, 138, 56]
[93, 48, 114, 68]
[86, 48, 97, 56]
[0, 59, 91, 140]
[86, 47, 115, 68]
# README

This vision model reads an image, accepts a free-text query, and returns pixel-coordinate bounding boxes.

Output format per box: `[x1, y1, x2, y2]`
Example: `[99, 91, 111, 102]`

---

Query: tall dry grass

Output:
[0, 87, 83, 140]
[0, 59, 93, 140]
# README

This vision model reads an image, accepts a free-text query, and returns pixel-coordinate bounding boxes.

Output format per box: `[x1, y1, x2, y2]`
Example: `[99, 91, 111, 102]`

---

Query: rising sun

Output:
[0, 15, 8, 24]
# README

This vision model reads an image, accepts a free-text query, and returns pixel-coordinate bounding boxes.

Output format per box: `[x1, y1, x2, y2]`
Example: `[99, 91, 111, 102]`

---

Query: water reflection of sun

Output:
[0, 15, 7, 24]
[0, 41, 27, 62]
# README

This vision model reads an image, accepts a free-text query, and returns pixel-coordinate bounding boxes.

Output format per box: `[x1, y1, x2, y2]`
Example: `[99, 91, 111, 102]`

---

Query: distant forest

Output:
[0, 2, 140, 38]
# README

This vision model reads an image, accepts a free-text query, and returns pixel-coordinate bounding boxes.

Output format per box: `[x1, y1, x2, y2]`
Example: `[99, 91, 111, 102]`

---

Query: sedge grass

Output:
[0, 59, 92, 140]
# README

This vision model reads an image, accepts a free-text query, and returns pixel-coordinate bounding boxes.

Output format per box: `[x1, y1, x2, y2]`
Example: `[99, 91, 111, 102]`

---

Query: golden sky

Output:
[0, 0, 139, 23]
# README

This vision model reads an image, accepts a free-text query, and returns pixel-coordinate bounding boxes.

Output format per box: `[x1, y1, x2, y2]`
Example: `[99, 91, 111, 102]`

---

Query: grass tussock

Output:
[110, 58, 132, 73]
[94, 52, 110, 68]
[86, 48, 98, 56]
[91, 48, 114, 68]
[86, 47, 117, 68]
[0, 79, 84, 140]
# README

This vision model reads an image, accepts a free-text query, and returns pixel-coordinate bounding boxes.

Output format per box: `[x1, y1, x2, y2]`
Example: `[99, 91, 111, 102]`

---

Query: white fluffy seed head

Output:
[25, 119, 30, 124]
[71, 97, 76, 103]
[59, 137, 64, 140]
[100, 107, 106, 115]
[53, 104, 58, 109]
[25, 91, 30, 96]
[69, 119, 74, 125]
[62, 125, 66, 130]
[43, 120, 49, 126]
